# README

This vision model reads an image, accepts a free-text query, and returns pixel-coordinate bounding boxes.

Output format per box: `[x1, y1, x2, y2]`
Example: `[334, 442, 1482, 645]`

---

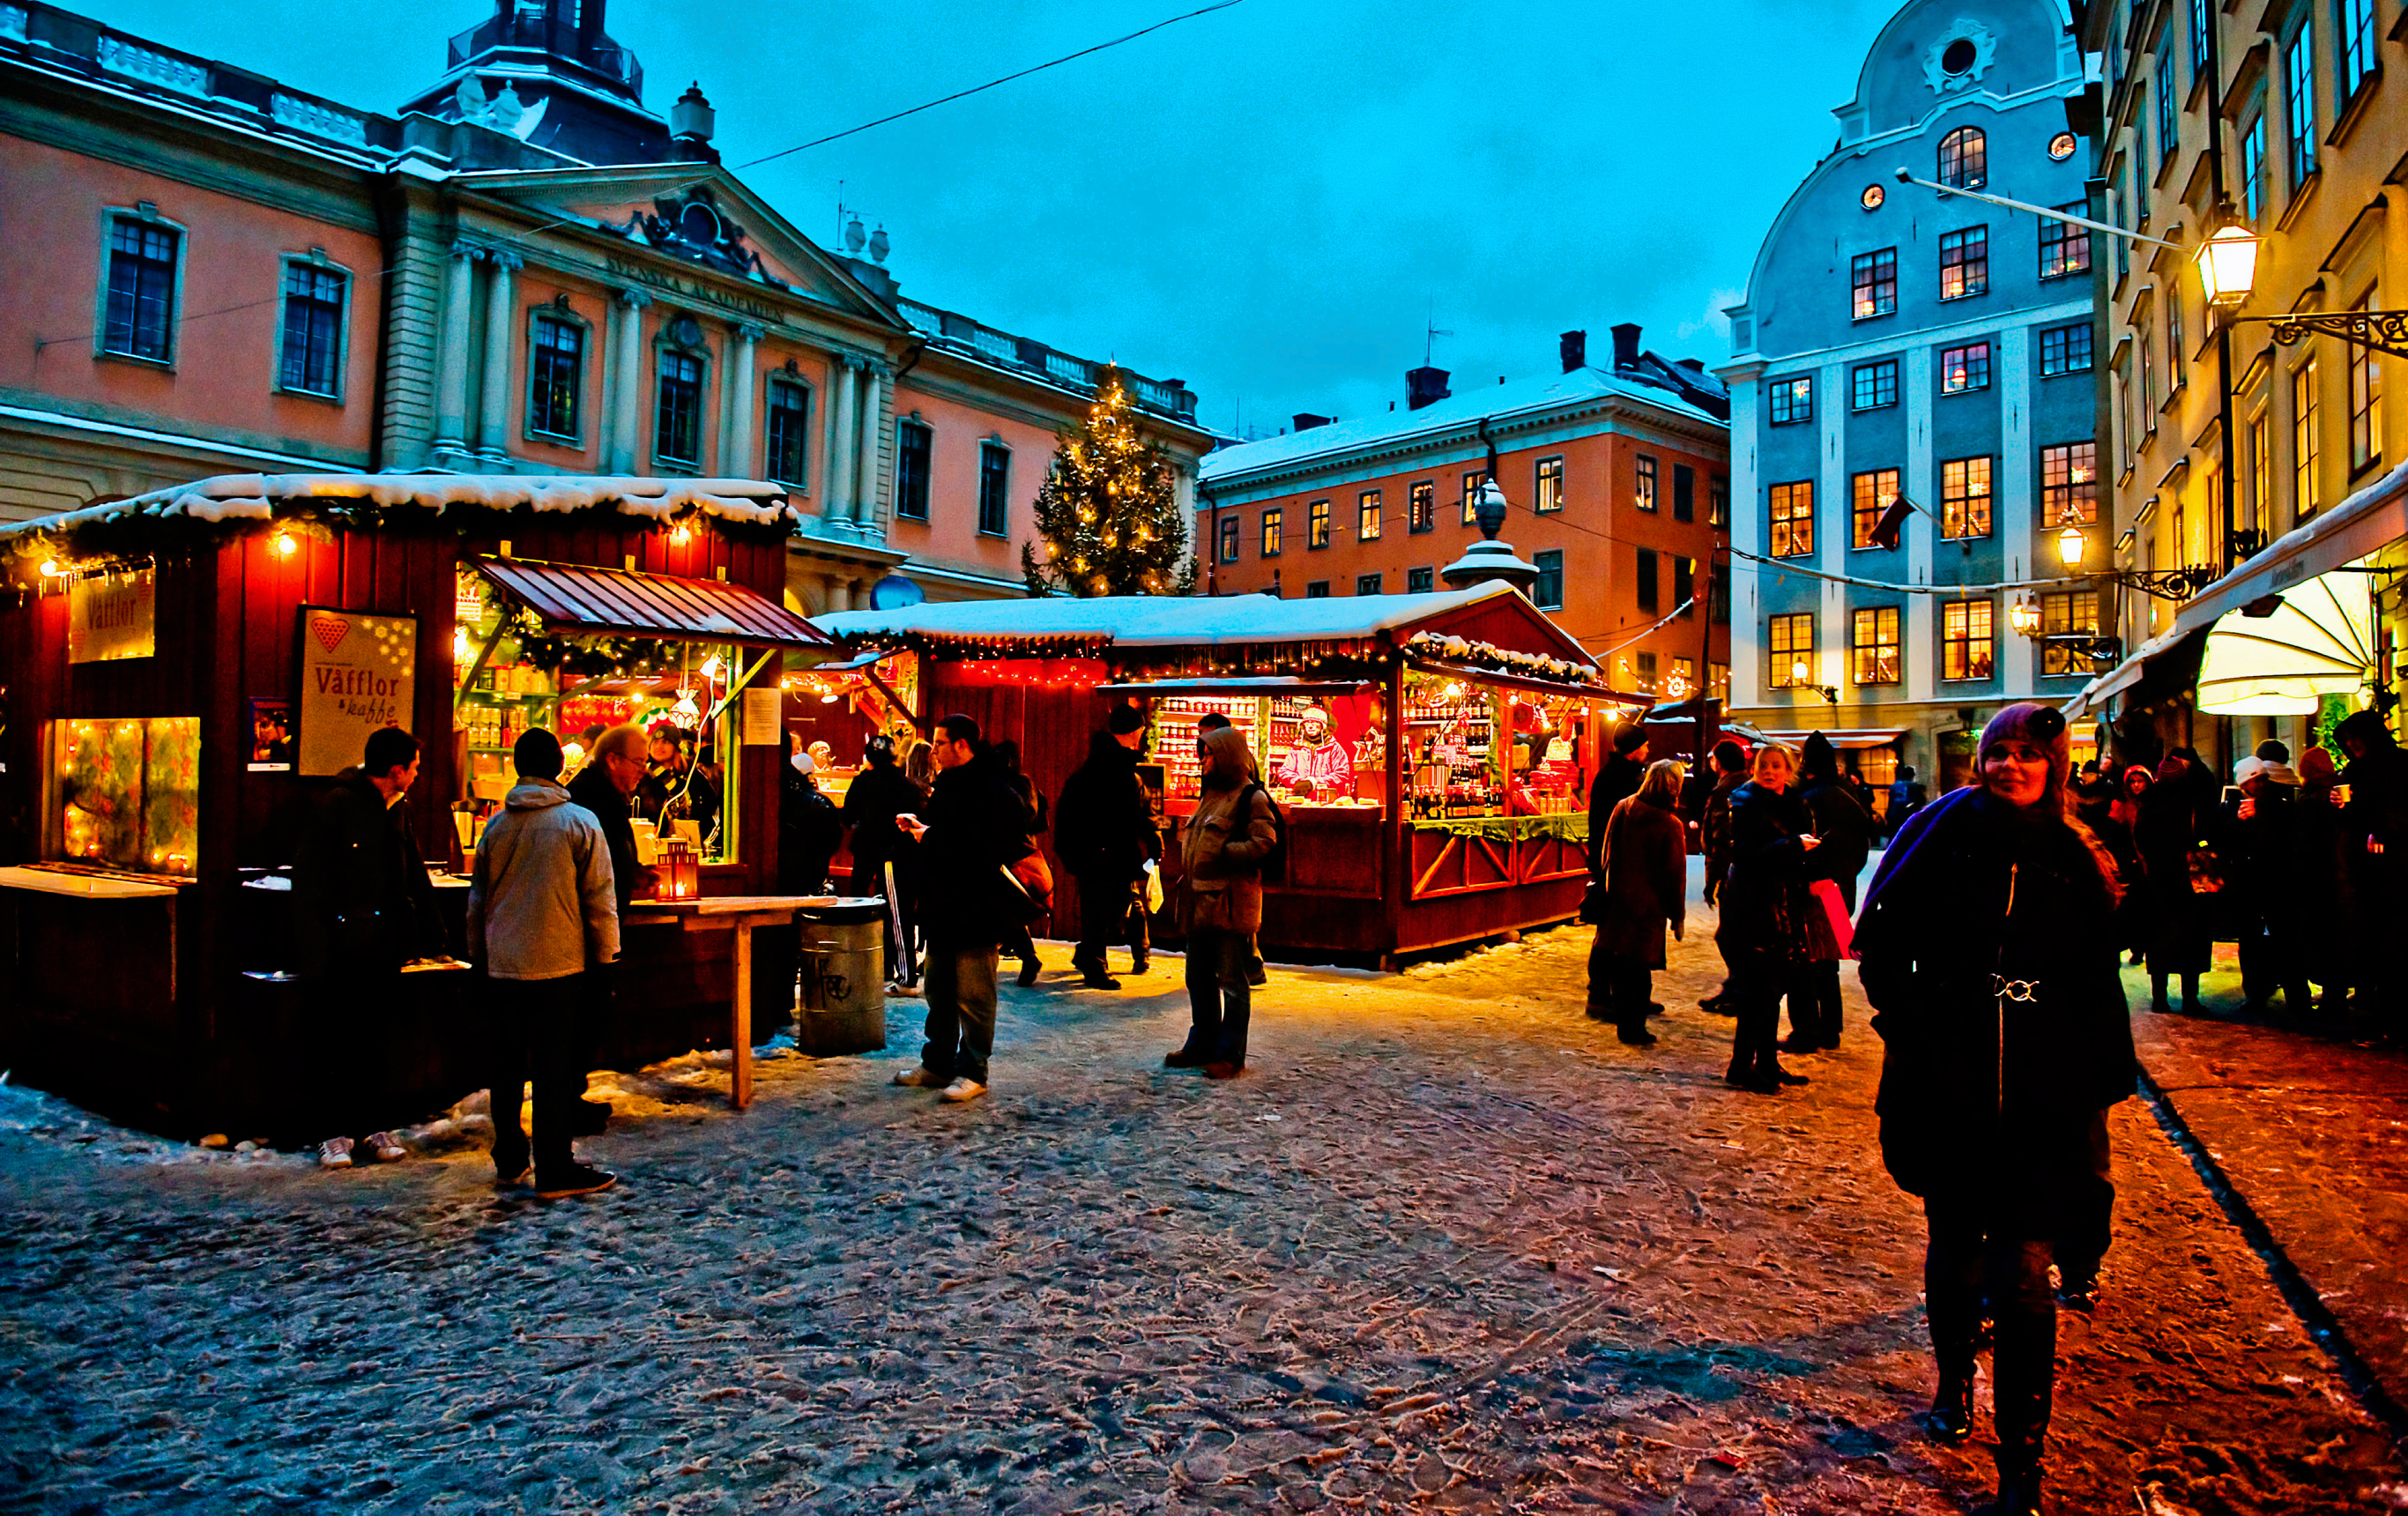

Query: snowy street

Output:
[2, 885, 2401, 1514]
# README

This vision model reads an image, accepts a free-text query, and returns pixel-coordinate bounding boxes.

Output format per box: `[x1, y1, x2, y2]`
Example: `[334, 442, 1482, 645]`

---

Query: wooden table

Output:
[620, 895, 833, 1109]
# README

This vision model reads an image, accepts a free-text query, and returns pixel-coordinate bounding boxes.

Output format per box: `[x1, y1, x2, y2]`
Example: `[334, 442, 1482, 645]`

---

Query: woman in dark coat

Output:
[1855, 703, 2135, 1516]
[1791, 732, 1869, 1052]
[1716, 742, 1818, 1093]
[1587, 759, 1689, 1046]
[842, 733, 927, 990]
[2134, 747, 2215, 1011]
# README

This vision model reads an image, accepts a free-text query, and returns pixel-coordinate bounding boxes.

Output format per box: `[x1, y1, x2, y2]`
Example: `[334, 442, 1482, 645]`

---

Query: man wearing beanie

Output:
[1055, 705, 1161, 989]
[1588, 723, 1650, 875]
[467, 727, 621, 1198]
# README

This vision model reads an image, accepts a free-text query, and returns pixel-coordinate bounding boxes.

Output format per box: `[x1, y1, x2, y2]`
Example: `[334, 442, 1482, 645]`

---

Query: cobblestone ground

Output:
[2, 898, 2403, 1513]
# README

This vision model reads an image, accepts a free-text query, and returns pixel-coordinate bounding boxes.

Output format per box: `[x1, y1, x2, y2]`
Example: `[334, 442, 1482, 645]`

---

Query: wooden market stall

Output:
[0, 474, 834, 1135]
[816, 585, 1646, 963]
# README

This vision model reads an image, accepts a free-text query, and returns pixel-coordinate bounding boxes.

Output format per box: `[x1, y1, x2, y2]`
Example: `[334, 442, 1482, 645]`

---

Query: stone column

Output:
[725, 323, 762, 479]
[821, 571, 853, 613]
[476, 249, 522, 461]
[826, 354, 858, 524]
[433, 242, 480, 457]
[852, 360, 886, 527]
[606, 288, 650, 474]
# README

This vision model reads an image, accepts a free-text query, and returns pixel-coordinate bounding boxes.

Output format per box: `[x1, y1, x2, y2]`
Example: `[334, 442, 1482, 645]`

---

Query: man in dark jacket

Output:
[1587, 725, 1649, 873]
[2336, 710, 2405, 1023]
[844, 733, 924, 987]
[1057, 707, 1160, 989]
[2222, 756, 2309, 1014]
[1789, 732, 1871, 1052]
[566, 724, 650, 911]
[892, 715, 1031, 1104]
[1885, 764, 1929, 841]
[778, 732, 844, 894]
[1696, 740, 1748, 1016]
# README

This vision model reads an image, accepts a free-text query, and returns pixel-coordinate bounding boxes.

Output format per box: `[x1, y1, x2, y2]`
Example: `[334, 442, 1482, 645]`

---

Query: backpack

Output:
[1240, 782, 1289, 881]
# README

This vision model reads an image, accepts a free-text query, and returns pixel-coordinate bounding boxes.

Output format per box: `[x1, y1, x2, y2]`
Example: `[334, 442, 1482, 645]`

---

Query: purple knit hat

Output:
[1978, 702, 2072, 802]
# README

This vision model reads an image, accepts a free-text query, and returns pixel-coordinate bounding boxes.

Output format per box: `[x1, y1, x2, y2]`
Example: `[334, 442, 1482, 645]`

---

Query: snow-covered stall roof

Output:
[0, 473, 797, 543]
[818, 583, 1603, 681]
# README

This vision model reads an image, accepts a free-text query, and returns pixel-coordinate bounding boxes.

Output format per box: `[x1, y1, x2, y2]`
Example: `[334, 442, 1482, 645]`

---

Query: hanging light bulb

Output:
[273, 531, 299, 558]
[671, 522, 692, 546]
[38, 559, 59, 578]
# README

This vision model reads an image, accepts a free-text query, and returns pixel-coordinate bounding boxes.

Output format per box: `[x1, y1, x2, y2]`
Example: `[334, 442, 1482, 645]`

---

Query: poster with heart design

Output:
[296, 606, 418, 776]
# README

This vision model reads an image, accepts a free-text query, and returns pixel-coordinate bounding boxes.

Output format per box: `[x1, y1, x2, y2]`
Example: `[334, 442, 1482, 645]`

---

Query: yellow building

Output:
[2073, 0, 2404, 763]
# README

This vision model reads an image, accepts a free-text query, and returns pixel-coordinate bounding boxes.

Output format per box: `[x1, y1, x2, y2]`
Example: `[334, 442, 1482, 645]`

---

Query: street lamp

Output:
[2195, 220, 2261, 307]
[2008, 597, 2042, 637]
[2056, 523, 2087, 569]
[1789, 658, 1839, 705]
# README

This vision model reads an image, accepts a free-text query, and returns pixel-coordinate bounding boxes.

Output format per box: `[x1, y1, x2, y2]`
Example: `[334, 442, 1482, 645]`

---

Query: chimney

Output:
[1559, 330, 1587, 373]
[1405, 366, 1451, 411]
[1609, 323, 1642, 372]
[1292, 412, 1333, 433]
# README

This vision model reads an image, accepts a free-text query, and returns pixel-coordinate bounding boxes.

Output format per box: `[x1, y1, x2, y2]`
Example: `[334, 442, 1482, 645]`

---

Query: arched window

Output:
[1938, 126, 1987, 190]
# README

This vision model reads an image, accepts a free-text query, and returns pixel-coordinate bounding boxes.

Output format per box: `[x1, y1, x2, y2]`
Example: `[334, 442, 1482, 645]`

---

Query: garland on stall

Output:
[826, 628, 1113, 662]
[1402, 631, 1596, 685]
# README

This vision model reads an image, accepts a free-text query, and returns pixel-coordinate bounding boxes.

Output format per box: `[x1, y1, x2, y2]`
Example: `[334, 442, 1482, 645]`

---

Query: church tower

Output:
[398, 0, 673, 166]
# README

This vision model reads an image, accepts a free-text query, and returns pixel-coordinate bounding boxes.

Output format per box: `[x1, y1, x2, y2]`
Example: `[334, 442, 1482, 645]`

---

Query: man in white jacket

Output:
[467, 728, 620, 1197]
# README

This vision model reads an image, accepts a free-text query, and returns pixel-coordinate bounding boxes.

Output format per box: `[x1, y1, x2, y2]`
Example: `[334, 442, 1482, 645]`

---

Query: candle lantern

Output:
[659, 836, 700, 900]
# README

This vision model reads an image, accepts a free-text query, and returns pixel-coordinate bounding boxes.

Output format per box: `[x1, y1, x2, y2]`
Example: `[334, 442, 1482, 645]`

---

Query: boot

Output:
[2182, 975, 2203, 1015]
[2150, 975, 2171, 1014]
[1921, 1369, 1973, 1444]
[1992, 1453, 2044, 1515]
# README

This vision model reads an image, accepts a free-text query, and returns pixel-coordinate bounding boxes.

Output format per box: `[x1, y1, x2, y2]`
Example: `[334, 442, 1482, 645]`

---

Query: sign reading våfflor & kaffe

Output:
[295, 606, 417, 777]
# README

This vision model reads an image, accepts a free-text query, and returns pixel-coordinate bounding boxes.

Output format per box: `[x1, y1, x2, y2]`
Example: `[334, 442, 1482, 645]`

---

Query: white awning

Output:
[2196, 572, 2376, 714]
[1752, 727, 1911, 750]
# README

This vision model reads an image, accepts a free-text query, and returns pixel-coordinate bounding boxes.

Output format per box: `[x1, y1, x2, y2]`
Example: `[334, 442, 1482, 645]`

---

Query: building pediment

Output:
[606, 185, 776, 283]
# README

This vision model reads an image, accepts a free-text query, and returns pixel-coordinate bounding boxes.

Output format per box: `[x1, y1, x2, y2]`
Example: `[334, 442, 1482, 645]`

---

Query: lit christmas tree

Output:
[1021, 368, 1194, 597]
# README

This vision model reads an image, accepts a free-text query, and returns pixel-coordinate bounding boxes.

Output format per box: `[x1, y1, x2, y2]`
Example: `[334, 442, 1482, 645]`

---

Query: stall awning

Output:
[1752, 728, 1910, 750]
[472, 556, 829, 648]
[2196, 572, 2376, 715]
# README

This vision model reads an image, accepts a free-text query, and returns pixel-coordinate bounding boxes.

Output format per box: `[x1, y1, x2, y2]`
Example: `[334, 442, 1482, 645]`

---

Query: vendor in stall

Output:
[637, 724, 720, 843]
[1275, 706, 1353, 801]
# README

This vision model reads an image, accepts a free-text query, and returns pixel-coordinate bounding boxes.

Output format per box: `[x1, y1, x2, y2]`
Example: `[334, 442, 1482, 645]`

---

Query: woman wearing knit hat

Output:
[1854, 702, 2136, 1516]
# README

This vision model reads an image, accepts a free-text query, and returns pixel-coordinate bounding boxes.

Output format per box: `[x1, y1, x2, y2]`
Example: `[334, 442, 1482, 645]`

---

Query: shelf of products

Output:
[1402, 673, 1498, 819]
[1151, 695, 1260, 803]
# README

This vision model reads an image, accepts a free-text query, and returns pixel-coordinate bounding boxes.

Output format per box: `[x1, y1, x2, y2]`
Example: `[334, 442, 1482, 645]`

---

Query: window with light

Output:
[1941, 457, 1993, 539]
[1408, 480, 1435, 532]
[2350, 298, 2383, 473]
[1461, 471, 1483, 525]
[1942, 599, 1995, 681]
[1938, 126, 1987, 189]
[1770, 375, 1814, 424]
[2295, 358, 2322, 518]
[1308, 498, 1332, 549]
[1767, 613, 1815, 687]
[1939, 227, 1988, 301]
[1851, 468, 1899, 549]
[1852, 249, 1898, 320]
[1358, 490, 1383, 541]
[1536, 456, 1566, 514]
[1632, 455, 1656, 513]
[1260, 508, 1283, 556]
[2040, 591, 2100, 677]
[2039, 205, 2092, 279]
[2041, 442, 2097, 524]
[1940, 342, 1991, 394]
[1851, 606, 1901, 686]
[1770, 480, 1814, 558]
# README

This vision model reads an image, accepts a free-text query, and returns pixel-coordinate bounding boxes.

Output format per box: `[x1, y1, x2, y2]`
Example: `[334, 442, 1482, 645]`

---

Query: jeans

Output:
[485, 971, 586, 1180]
[921, 940, 1000, 1085]
[1926, 1200, 2058, 1464]
[1181, 925, 1253, 1066]
[1074, 873, 1141, 977]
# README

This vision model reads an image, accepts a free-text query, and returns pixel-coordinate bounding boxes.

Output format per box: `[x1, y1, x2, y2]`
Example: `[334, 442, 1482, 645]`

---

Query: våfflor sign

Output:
[296, 606, 417, 777]
[67, 568, 155, 664]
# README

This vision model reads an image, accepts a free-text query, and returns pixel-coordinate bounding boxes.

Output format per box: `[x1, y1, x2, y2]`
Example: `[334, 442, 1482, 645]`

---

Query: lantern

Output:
[2195, 221, 2260, 308]
[2056, 524, 2088, 569]
[658, 837, 700, 900]
[2008, 597, 2043, 636]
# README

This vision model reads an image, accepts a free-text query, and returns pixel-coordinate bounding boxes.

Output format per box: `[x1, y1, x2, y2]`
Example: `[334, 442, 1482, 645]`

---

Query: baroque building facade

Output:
[1196, 327, 1730, 703]
[1719, 0, 2099, 793]
[0, 0, 1209, 611]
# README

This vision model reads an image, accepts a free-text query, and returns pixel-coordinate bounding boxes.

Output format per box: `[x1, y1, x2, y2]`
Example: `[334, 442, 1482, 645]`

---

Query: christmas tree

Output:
[1021, 368, 1194, 597]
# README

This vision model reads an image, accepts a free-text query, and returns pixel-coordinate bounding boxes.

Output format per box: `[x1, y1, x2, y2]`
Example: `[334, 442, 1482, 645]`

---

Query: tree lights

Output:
[1022, 368, 1193, 598]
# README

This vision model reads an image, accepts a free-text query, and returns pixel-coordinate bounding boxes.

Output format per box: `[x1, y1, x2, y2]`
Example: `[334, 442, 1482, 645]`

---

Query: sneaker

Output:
[1772, 1066, 1811, 1087]
[1201, 1061, 1243, 1080]
[494, 1156, 531, 1189]
[535, 1163, 617, 1199]
[892, 1066, 943, 1088]
[362, 1131, 407, 1163]
[1163, 1046, 1208, 1068]
[938, 1077, 987, 1104]
[317, 1136, 354, 1170]
[1616, 1028, 1659, 1047]
[1130, 956, 1150, 975]
[888, 980, 924, 1000]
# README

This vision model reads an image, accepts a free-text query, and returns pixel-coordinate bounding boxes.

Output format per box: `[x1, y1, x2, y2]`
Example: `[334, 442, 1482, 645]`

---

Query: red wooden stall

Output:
[0, 474, 831, 1136]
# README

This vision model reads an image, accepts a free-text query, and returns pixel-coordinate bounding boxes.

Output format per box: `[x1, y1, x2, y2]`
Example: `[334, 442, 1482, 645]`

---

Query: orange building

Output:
[0, 0, 1210, 609]
[1197, 327, 1731, 702]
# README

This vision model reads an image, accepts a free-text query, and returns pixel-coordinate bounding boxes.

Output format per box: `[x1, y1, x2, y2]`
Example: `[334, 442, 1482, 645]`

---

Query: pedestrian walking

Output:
[1717, 742, 1817, 1094]
[292, 724, 445, 1168]
[2072, 767, 2144, 970]
[1586, 724, 1649, 874]
[1694, 741, 1749, 1017]
[843, 733, 925, 990]
[2336, 710, 2408, 1029]
[1167, 725, 1279, 1079]
[779, 732, 844, 895]
[2135, 747, 2218, 1012]
[466, 728, 621, 1198]
[1057, 707, 1160, 990]
[890, 715, 1030, 1104]
[1854, 702, 2134, 1516]
[1884, 763, 1929, 842]
[992, 739, 1048, 986]
[1789, 732, 1869, 1053]
[1587, 758, 1688, 1045]
[2224, 754, 2312, 1014]
[2295, 745, 2359, 1012]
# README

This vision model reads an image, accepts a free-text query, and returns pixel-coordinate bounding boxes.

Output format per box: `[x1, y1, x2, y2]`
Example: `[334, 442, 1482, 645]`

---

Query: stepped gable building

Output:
[1196, 326, 1730, 704]
[1718, 0, 2098, 793]
[0, 0, 1209, 609]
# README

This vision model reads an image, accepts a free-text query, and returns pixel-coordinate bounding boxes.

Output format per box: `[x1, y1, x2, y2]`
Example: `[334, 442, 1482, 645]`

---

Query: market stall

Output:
[817, 585, 1645, 962]
[0, 474, 835, 1134]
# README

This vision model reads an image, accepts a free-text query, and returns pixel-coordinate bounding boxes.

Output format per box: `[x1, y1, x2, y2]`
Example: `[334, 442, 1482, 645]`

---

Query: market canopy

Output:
[1751, 728, 1911, 750]
[2194, 572, 2375, 715]
[472, 556, 829, 649]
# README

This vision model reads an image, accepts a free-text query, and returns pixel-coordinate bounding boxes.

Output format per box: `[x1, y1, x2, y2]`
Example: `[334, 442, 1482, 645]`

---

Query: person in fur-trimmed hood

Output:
[1854, 702, 2135, 1516]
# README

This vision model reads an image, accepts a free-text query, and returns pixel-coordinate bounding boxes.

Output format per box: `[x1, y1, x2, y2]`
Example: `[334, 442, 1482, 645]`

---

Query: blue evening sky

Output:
[91, 0, 1911, 436]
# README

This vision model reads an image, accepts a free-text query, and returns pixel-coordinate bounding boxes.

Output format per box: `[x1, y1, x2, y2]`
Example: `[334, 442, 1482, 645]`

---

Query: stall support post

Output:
[1379, 658, 1406, 970]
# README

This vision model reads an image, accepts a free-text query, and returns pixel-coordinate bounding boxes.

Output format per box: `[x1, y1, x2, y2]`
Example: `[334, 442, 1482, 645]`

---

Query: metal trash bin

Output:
[795, 897, 887, 1056]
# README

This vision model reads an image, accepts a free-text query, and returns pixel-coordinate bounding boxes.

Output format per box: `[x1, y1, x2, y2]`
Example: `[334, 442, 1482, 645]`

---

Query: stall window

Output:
[1942, 599, 1995, 680]
[48, 717, 199, 876]
[277, 262, 346, 398]
[1308, 498, 1332, 549]
[1358, 490, 1383, 541]
[1533, 549, 1564, 610]
[976, 441, 1009, 535]
[1635, 547, 1659, 611]
[2040, 591, 2100, 676]
[1535, 456, 1565, 513]
[1767, 612, 1815, 687]
[1408, 565, 1435, 593]
[655, 352, 704, 465]
[1770, 479, 1814, 557]
[896, 420, 933, 520]
[1852, 606, 1901, 686]
[1260, 508, 1283, 556]
[1852, 468, 1899, 548]
[529, 314, 584, 441]
[1940, 456, 1993, 539]
[767, 381, 810, 487]
[1403, 673, 1505, 818]
[1633, 455, 1657, 512]
[1408, 479, 1436, 531]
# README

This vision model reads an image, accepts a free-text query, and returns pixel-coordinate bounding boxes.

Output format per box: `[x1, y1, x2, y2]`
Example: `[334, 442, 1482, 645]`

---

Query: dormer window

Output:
[1938, 126, 1987, 190]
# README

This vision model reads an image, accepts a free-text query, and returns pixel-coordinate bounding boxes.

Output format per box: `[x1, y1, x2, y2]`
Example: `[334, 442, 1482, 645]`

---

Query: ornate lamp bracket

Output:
[2241, 310, 2408, 362]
